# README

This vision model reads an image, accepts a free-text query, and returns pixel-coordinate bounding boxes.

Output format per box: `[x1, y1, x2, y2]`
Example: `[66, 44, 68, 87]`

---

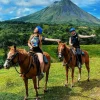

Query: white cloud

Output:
[0, 0, 10, 4]
[0, 7, 2, 11]
[15, 7, 37, 18]
[93, 8, 97, 11]
[0, 18, 3, 21]
[0, 7, 16, 15]
[0, 0, 99, 21]
[15, 0, 54, 7]
[71, 0, 100, 7]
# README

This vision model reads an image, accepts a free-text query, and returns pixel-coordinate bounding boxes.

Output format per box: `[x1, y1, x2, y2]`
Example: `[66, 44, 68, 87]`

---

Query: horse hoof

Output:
[24, 97, 28, 100]
[78, 79, 80, 82]
[44, 89, 48, 93]
[64, 84, 68, 87]
[34, 97, 41, 100]
[71, 84, 74, 88]
[87, 79, 90, 82]
[37, 87, 40, 89]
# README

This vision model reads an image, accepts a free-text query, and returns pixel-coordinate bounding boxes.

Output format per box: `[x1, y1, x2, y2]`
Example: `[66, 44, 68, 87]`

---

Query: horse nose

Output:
[58, 55, 63, 61]
[58, 55, 61, 58]
[3, 63, 7, 69]
[3, 60, 8, 69]
[58, 52, 61, 58]
[4, 65, 9, 69]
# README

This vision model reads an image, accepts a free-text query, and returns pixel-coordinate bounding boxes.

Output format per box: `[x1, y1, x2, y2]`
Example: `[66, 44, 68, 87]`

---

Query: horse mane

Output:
[17, 48, 28, 55]
[9, 46, 28, 55]
[66, 45, 70, 50]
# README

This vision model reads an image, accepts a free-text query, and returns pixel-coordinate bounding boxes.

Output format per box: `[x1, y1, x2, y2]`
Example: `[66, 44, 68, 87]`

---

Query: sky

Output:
[0, 0, 100, 21]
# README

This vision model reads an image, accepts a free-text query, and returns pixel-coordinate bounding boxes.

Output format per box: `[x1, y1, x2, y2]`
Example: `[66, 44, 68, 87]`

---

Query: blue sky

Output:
[0, 0, 100, 21]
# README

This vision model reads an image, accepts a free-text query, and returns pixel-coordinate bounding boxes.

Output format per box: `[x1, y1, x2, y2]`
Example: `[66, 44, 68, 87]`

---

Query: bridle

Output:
[58, 45, 72, 67]
[7, 52, 19, 65]
[58, 45, 65, 59]
[7, 51, 33, 75]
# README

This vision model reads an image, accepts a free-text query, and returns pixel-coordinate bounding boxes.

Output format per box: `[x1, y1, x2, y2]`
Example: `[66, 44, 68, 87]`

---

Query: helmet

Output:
[69, 28, 75, 32]
[36, 26, 43, 34]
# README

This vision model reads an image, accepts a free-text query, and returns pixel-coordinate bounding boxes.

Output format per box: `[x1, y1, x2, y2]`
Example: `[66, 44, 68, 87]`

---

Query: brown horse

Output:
[57, 42, 90, 87]
[3, 46, 51, 100]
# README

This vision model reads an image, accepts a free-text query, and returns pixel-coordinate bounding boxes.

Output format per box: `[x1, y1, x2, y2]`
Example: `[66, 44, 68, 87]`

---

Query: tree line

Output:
[0, 21, 100, 48]
[0, 21, 100, 66]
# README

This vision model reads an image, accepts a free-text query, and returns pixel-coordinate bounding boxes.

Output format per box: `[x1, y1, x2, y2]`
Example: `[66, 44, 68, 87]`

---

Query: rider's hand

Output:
[57, 39, 61, 43]
[91, 34, 96, 37]
[30, 46, 33, 50]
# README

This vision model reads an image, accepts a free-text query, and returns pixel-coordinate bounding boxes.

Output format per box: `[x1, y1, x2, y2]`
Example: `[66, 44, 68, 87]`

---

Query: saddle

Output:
[29, 51, 48, 75]
[70, 48, 84, 67]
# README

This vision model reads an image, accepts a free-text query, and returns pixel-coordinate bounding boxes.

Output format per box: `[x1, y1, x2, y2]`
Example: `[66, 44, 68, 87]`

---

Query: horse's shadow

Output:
[42, 86, 72, 100]
[41, 79, 100, 100]
[0, 92, 23, 100]
[77, 79, 100, 92]
[1, 79, 99, 100]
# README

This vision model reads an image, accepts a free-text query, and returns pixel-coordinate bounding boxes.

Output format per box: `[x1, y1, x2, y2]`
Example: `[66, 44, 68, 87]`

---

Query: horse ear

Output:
[57, 40, 61, 44]
[14, 45, 16, 51]
[63, 42, 67, 46]
[8, 46, 11, 50]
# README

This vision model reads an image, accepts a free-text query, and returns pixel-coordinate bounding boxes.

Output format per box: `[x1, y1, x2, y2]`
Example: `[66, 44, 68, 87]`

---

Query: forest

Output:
[0, 21, 100, 48]
[0, 21, 100, 66]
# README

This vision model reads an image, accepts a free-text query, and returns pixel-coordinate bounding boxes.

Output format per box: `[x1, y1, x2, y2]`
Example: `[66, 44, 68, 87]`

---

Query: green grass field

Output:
[0, 45, 100, 100]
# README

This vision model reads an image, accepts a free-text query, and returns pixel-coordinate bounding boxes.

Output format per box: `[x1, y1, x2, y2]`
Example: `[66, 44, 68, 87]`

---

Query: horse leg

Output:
[44, 69, 49, 92]
[65, 66, 69, 87]
[85, 62, 90, 81]
[71, 68, 74, 87]
[32, 76, 38, 99]
[78, 68, 81, 81]
[23, 78, 28, 100]
[37, 77, 39, 89]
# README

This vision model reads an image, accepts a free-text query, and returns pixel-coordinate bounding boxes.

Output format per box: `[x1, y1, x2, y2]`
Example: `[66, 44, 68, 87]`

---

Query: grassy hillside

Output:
[0, 45, 100, 100]
[0, 44, 100, 63]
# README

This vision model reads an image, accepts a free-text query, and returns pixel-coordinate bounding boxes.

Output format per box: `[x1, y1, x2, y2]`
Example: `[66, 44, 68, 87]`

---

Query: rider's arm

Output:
[69, 37, 73, 47]
[78, 34, 96, 38]
[43, 37, 61, 42]
[28, 35, 33, 49]
[28, 40, 33, 49]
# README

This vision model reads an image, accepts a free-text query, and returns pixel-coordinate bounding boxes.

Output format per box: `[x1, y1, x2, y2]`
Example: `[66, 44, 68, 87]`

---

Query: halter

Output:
[7, 51, 33, 75]
[7, 52, 19, 65]
[58, 45, 72, 67]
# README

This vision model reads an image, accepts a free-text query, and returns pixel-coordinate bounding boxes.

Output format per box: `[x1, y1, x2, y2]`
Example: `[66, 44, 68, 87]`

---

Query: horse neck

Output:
[63, 46, 71, 61]
[18, 51, 30, 67]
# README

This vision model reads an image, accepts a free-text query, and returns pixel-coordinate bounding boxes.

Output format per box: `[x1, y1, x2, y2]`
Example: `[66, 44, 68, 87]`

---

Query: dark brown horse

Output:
[3, 46, 51, 100]
[57, 42, 90, 87]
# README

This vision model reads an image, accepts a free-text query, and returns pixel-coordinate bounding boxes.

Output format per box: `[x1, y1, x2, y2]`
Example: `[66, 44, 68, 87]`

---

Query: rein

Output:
[14, 55, 32, 75]
[64, 48, 72, 67]
[66, 52, 72, 67]
[8, 51, 33, 75]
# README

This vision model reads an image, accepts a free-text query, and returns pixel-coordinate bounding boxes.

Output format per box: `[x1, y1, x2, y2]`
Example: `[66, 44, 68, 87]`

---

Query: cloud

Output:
[15, 0, 57, 7]
[71, 0, 100, 7]
[0, 7, 16, 15]
[0, 0, 100, 21]
[0, 0, 10, 4]
[15, 7, 37, 18]
[93, 8, 97, 11]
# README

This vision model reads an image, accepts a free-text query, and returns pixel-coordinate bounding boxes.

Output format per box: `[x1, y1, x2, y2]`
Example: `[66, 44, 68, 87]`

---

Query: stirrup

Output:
[38, 73, 44, 81]
[43, 55, 48, 64]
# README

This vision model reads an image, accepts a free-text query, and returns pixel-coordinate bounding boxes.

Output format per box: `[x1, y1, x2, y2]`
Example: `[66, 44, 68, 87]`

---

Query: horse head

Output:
[4, 46, 19, 69]
[57, 42, 67, 61]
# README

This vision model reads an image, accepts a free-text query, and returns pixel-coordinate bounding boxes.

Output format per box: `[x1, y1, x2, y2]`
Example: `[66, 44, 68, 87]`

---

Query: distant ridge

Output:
[12, 0, 100, 25]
